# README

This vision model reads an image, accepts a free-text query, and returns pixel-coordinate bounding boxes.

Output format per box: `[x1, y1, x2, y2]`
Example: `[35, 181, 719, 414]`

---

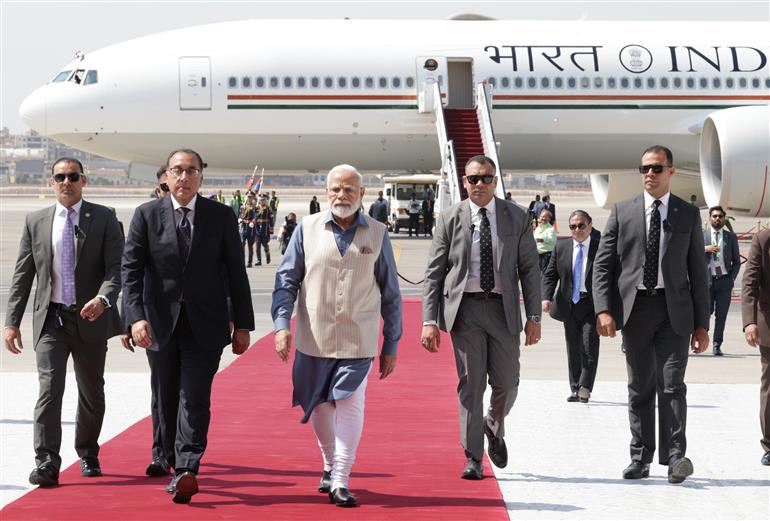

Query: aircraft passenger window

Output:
[567, 77, 576, 88]
[725, 78, 734, 88]
[352, 77, 361, 88]
[686, 78, 695, 88]
[620, 78, 629, 89]
[501, 77, 510, 88]
[514, 77, 523, 88]
[673, 77, 682, 88]
[84, 70, 98, 86]
[338, 77, 347, 88]
[365, 77, 374, 88]
[256, 76, 265, 88]
[527, 77, 536, 88]
[580, 77, 590, 88]
[284, 77, 293, 88]
[270, 76, 279, 88]
[406, 76, 415, 88]
[633, 78, 642, 88]
[242, 77, 251, 88]
[228, 76, 237, 88]
[712, 78, 721, 88]
[553, 77, 563, 88]
[51, 70, 72, 83]
[765, 78, 770, 88]
[594, 77, 603, 88]
[751, 78, 760, 88]
[379, 77, 388, 88]
[324, 77, 333, 88]
[646, 78, 655, 88]
[607, 77, 616, 89]
[541, 77, 550, 88]
[739, 78, 748, 88]
[392, 77, 401, 88]
[699, 78, 708, 88]
[487, 77, 496, 87]
[660, 77, 669, 88]
[311, 77, 320, 88]
[297, 77, 306, 88]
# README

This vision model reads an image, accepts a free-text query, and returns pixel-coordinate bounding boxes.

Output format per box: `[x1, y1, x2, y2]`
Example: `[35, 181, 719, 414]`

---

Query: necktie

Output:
[61, 207, 76, 306]
[479, 208, 494, 293]
[643, 200, 662, 291]
[713, 230, 720, 262]
[177, 207, 192, 261]
[572, 243, 583, 304]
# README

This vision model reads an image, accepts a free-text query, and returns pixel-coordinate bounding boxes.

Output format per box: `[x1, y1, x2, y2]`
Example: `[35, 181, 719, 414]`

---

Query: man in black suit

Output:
[122, 149, 254, 503]
[703, 205, 741, 356]
[542, 210, 601, 403]
[4, 157, 124, 486]
[593, 145, 709, 484]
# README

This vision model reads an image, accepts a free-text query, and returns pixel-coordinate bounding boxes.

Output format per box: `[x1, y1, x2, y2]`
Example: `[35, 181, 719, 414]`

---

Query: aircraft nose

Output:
[19, 88, 46, 133]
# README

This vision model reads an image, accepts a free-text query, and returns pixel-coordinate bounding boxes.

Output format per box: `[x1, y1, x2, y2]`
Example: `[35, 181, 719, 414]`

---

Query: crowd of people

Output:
[3, 147, 769, 512]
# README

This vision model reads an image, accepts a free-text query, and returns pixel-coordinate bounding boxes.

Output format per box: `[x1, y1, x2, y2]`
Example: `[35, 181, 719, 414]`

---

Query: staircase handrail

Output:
[476, 82, 506, 199]
[433, 81, 461, 211]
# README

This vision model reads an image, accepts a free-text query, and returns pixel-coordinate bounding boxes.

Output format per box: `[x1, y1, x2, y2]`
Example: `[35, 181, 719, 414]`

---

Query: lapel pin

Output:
[85, 212, 91, 218]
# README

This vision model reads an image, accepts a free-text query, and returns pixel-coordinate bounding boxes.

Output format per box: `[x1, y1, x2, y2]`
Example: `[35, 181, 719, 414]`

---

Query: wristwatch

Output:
[527, 315, 541, 324]
[98, 296, 111, 308]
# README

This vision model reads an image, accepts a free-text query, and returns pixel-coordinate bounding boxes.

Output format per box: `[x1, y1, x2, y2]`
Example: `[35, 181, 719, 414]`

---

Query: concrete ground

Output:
[1, 191, 768, 518]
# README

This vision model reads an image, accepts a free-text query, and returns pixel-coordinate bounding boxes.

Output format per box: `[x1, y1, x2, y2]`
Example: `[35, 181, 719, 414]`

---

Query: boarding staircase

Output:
[431, 81, 505, 215]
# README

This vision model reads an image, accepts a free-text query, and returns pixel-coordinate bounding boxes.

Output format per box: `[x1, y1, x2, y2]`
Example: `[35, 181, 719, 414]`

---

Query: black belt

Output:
[712, 274, 729, 280]
[637, 288, 665, 297]
[49, 302, 77, 313]
[463, 292, 502, 300]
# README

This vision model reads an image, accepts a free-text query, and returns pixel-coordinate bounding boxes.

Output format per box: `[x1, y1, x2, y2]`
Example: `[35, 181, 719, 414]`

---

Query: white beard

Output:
[331, 202, 358, 219]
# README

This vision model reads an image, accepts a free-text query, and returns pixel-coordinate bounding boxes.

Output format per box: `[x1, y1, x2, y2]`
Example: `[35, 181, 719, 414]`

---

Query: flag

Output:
[251, 175, 263, 194]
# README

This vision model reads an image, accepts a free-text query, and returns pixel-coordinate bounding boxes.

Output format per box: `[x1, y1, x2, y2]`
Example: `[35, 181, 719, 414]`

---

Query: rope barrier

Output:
[397, 272, 425, 285]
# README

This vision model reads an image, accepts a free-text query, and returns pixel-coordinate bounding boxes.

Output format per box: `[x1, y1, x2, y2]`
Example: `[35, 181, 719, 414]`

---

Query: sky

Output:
[1, 0, 768, 133]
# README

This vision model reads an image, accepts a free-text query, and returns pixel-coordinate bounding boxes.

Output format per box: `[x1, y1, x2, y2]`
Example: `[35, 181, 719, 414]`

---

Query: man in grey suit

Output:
[421, 155, 541, 480]
[4, 157, 124, 487]
[703, 205, 741, 356]
[593, 145, 710, 485]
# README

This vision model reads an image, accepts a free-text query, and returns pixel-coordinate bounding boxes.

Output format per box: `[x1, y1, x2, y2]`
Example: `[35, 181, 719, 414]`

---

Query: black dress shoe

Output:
[713, 345, 724, 356]
[328, 487, 357, 507]
[461, 458, 483, 480]
[146, 458, 171, 477]
[171, 471, 199, 504]
[318, 470, 331, 493]
[622, 461, 650, 479]
[484, 420, 508, 468]
[668, 457, 693, 484]
[29, 465, 59, 487]
[567, 392, 579, 402]
[762, 451, 770, 466]
[80, 456, 102, 477]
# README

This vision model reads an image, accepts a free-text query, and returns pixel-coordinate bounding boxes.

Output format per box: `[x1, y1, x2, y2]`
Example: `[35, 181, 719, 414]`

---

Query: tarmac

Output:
[1, 190, 768, 518]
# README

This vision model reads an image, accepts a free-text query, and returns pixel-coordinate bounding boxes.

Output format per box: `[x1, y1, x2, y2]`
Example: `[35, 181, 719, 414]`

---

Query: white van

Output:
[382, 174, 440, 233]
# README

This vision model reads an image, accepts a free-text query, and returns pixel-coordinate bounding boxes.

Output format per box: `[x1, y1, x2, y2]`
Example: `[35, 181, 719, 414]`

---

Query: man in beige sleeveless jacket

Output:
[272, 164, 402, 508]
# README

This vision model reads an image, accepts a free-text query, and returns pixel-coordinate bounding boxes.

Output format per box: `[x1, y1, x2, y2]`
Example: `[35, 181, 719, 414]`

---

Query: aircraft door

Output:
[446, 59, 474, 108]
[179, 56, 211, 110]
[416, 56, 447, 113]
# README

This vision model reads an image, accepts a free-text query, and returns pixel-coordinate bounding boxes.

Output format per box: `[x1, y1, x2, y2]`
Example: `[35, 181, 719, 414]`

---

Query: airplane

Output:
[17, 17, 770, 215]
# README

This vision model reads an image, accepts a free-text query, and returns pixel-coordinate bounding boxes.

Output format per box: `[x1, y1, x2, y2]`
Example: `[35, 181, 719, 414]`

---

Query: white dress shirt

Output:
[572, 235, 591, 293]
[464, 199, 502, 294]
[50, 199, 82, 305]
[709, 226, 727, 276]
[171, 193, 197, 237]
[637, 191, 669, 290]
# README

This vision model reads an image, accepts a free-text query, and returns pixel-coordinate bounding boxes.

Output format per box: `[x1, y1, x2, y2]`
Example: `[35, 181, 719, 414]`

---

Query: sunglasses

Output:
[638, 164, 671, 174]
[465, 175, 495, 185]
[568, 223, 587, 230]
[159, 182, 169, 192]
[52, 172, 82, 183]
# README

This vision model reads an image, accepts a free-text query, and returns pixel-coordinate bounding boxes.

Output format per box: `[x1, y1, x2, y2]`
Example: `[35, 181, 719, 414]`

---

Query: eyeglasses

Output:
[638, 164, 671, 174]
[568, 223, 587, 231]
[167, 166, 202, 177]
[465, 175, 495, 185]
[52, 172, 82, 183]
[159, 182, 169, 192]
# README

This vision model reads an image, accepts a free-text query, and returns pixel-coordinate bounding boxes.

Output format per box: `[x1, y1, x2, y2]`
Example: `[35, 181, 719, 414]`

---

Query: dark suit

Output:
[542, 228, 601, 392]
[593, 193, 709, 465]
[741, 229, 770, 453]
[704, 227, 741, 348]
[5, 201, 123, 471]
[423, 197, 541, 461]
[122, 195, 254, 473]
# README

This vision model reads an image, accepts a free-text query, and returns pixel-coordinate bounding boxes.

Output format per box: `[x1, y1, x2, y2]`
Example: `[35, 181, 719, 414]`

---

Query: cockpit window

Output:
[84, 70, 98, 85]
[71, 69, 85, 84]
[51, 70, 72, 83]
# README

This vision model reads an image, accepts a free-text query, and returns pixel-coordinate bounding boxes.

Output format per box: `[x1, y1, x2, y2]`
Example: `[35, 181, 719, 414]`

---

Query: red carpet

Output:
[1, 299, 507, 520]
